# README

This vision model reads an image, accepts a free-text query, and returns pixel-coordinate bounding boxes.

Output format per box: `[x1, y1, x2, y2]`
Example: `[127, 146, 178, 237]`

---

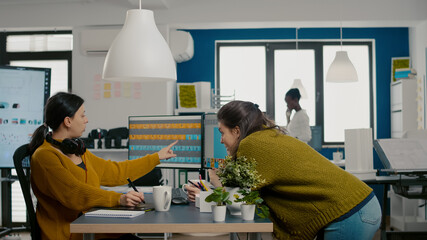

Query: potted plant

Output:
[234, 189, 269, 220]
[216, 155, 265, 215]
[205, 187, 232, 222]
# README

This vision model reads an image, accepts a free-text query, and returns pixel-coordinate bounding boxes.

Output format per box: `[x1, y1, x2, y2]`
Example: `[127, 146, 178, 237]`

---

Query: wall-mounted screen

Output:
[0, 65, 51, 168]
[203, 113, 227, 168]
[128, 115, 203, 169]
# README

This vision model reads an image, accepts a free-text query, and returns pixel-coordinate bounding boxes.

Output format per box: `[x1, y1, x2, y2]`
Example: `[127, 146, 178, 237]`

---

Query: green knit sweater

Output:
[237, 129, 372, 240]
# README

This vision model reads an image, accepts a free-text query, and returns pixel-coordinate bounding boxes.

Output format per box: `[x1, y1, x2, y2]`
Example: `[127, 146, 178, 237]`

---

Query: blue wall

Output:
[177, 27, 409, 211]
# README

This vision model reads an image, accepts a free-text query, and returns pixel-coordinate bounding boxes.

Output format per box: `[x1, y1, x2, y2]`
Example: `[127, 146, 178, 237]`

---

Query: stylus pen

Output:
[127, 178, 145, 203]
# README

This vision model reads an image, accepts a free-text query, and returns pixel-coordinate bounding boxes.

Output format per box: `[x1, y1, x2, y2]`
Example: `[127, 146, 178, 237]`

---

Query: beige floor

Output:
[1, 230, 381, 240]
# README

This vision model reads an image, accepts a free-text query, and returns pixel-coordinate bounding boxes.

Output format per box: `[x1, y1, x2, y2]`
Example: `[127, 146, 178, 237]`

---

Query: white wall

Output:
[409, 20, 427, 129]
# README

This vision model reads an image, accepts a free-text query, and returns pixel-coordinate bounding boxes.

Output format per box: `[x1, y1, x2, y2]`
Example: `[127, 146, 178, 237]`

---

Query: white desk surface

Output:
[70, 195, 273, 234]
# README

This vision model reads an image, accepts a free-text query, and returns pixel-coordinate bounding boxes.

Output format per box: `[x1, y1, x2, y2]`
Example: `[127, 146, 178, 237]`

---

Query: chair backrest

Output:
[307, 126, 322, 151]
[13, 144, 40, 240]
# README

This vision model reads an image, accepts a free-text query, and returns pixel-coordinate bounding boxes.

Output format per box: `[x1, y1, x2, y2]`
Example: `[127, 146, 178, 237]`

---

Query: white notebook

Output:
[85, 209, 145, 218]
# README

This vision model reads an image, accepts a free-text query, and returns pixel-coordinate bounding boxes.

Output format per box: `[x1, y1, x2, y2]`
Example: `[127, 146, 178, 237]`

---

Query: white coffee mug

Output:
[153, 186, 172, 212]
[333, 152, 343, 162]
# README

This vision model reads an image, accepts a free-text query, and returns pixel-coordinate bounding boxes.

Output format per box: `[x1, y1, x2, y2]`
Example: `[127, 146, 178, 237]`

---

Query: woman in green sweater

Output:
[216, 100, 381, 240]
[29, 92, 177, 240]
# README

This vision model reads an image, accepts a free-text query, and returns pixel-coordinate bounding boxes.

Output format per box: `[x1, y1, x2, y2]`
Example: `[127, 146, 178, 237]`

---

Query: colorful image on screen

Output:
[128, 115, 202, 169]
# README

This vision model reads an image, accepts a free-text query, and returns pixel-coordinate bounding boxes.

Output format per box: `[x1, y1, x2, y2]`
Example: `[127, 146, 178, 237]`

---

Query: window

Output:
[218, 45, 266, 111]
[217, 41, 373, 145]
[1, 31, 72, 95]
[323, 45, 371, 142]
[273, 49, 316, 127]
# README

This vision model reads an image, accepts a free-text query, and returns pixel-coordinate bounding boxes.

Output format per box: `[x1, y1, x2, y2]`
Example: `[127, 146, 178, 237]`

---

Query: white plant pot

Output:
[212, 205, 227, 222]
[241, 204, 256, 221]
[225, 187, 242, 215]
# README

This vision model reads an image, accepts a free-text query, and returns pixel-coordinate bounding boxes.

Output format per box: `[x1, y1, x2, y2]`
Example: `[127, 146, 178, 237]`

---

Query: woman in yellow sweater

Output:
[216, 100, 381, 240]
[29, 92, 177, 240]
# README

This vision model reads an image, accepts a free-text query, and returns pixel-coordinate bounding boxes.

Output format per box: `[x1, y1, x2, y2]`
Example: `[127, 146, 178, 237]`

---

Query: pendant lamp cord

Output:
[139, 0, 141, 9]
[339, 0, 343, 50]
[340, 22, 343, 51]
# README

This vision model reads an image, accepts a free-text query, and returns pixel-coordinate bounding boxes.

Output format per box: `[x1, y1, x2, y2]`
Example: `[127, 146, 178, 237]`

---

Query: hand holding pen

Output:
[119, 178, 145, 207]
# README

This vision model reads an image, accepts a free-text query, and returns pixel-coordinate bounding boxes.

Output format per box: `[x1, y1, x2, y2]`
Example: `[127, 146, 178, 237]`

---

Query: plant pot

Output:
[225, 187, 242, 215]
[241, 204, 256, 220]
[212, 205, 227, 222]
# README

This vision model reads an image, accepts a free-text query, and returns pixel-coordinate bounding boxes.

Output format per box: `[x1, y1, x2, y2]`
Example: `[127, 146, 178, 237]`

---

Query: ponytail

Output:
[29, 124, 49, 155]
[29, 92, 84, 155]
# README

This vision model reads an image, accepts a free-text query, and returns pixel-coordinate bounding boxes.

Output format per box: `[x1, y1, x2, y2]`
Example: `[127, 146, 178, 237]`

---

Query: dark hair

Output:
[285, 88, 301, 101]
[29, 92, 84, 155]
[217, 100, 285, 157]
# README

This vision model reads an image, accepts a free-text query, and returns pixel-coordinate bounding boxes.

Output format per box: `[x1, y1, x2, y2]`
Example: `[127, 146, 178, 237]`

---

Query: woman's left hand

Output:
[157, 140, 178, 160]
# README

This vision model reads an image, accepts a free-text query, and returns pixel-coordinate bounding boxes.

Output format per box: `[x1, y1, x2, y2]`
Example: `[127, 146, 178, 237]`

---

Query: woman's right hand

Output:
[185, 185, 201, 202]
[286, 109, 292, 122]
[119, 191, 144, 207]
[157, 140, 178, 160]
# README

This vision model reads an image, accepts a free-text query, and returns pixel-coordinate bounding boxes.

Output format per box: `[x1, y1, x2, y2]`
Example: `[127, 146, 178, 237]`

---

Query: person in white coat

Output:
[285, 88, 312, 143]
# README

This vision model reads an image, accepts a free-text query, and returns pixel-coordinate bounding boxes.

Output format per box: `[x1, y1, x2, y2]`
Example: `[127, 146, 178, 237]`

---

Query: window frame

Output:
[0, 30, 72, 90]
[216, 40, 374, 146]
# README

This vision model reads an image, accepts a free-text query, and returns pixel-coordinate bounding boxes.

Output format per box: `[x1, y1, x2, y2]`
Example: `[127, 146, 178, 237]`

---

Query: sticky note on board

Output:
[104, 83, 111, 90]
[104, 91, 111, 98]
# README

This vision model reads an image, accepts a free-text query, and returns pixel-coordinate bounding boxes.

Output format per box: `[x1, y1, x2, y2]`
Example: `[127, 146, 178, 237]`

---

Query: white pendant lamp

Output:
[102, 1, 176, 82]
[291, 78, 308, 99]
[326, 25, 358, 83]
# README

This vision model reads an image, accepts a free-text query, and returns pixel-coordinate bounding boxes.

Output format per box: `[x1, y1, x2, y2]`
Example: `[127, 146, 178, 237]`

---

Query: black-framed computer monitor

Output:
[128, 115, 203, 169]
[0, 65, 51, 168]
[203, 113, 227, 168]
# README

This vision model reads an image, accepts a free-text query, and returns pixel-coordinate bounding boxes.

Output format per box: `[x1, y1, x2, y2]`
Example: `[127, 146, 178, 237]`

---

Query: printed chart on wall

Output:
[0, 66, 50, 167]
[128, 115, 203, 169]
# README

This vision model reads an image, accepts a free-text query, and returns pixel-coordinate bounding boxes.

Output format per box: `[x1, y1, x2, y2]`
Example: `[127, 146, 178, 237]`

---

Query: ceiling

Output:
[0, 0, 426, 29]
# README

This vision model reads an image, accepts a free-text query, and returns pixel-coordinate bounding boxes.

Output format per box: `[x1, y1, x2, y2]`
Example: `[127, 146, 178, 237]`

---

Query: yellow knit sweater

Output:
[237, 129, 372, 240]
[31, 140, 160, 240]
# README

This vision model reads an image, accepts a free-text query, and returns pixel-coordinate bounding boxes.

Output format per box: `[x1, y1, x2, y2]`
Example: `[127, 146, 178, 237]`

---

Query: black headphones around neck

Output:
[45, 132, 86, 155]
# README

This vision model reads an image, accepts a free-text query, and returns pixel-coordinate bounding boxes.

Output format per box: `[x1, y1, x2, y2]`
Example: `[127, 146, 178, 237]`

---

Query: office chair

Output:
[307, 126, 322, 151]
[13, 144, 41, 240]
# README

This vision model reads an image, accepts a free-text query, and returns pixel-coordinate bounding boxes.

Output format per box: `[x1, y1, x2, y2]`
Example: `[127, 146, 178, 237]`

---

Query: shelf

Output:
[174, 108, 218, 114]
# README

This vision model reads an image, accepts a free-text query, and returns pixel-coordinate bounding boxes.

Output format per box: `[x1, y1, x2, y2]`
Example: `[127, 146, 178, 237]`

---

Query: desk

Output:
[70, 196, 273, 240]
[364, 176, 427, 240]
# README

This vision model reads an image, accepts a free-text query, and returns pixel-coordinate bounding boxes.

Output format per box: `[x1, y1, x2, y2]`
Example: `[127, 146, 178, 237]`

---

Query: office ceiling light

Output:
[326, 25, 358, 83]
[102, 0, 176, 82]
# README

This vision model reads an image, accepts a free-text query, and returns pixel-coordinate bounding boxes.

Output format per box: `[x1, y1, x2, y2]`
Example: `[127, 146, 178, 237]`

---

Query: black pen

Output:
[188, 180, 201, 189]
[127, 178, 145, 204]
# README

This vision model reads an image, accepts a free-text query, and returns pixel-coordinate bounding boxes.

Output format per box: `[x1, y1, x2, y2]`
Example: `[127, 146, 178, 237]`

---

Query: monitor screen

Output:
[0, 65, 51, 168]
[128, 115, 203, 169]
[203, 113, 227, 168]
